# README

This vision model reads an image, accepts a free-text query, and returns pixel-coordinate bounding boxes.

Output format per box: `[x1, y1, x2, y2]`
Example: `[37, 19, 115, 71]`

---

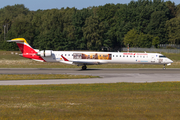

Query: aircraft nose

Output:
[168, 59, 173, 63]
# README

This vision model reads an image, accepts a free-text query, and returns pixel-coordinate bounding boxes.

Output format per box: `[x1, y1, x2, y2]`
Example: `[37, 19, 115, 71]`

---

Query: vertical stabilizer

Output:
[7, 38, 36, 54]
[7, 38, 45, 62]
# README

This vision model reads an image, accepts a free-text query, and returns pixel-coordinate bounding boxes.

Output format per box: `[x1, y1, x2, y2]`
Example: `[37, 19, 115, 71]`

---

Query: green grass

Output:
[0, 74, 99, 80]
[0, 51, 23, 60]
[0, 82, 180, 119]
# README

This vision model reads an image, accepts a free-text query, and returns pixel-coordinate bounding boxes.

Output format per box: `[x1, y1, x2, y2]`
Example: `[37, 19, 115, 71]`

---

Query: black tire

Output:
[82, 66, 87, 70]
[163, 64, 166, 70]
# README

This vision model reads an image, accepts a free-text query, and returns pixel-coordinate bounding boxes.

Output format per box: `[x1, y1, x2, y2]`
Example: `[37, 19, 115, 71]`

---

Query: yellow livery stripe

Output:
[11, 38, 29, 45]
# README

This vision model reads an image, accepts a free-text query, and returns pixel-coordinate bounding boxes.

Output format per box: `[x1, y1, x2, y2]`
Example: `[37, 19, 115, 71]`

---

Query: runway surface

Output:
[0, 68, 180, 85]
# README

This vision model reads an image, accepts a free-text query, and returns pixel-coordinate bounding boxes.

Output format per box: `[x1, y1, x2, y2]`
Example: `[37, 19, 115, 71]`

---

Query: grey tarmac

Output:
[0, 68, 180, 85]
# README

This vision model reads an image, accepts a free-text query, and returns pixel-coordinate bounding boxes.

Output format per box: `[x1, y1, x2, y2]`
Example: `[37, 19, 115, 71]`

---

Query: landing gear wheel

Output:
[82, 65, 87, 70]
[163, 64, 166, 70]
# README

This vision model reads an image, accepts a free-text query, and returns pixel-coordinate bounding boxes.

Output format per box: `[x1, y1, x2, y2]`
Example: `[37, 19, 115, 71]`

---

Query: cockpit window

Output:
[159, 55, 167, 58]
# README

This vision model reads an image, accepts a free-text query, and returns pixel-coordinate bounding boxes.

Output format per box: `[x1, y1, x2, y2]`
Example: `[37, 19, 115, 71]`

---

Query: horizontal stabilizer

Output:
[7, 40, 24, 42]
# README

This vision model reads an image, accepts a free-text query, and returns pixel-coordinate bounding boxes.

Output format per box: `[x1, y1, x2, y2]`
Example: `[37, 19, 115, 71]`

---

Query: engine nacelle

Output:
[37, 50, 52, 57]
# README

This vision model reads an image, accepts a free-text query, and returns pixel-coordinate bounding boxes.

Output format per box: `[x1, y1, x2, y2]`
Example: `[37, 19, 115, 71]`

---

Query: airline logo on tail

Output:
[7, 38, 46, 62]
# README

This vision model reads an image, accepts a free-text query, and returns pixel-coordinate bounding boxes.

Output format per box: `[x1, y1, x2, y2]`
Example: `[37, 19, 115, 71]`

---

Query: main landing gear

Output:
[163, 64, 166, 70]
[82, 65, 87, 70]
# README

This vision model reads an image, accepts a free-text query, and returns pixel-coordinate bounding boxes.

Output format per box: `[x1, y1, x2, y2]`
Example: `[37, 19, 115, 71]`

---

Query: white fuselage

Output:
[41, 51, 173, 66]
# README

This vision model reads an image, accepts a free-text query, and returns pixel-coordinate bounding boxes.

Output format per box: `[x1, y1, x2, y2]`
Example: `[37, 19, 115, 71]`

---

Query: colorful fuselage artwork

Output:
[73, 53, 112, 60]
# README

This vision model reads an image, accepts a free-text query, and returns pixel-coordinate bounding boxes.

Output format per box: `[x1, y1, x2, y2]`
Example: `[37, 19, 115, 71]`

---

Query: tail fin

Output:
[7, 38, 36, 54]
[7, 38, 45, 62]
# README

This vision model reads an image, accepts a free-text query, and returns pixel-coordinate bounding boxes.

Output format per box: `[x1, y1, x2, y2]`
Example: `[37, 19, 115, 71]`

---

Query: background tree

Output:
[83, 15, 102, 50]
[72, 8, 92, 50]
[0, 1, 179, 51]
[123, 29, 139, 47]
[166, 17, 180, 44]
[152, 36, 160, 48]
[137, 33, 153, 48]
[176, 4, 180, 18]
[145, 11, 169, 44]
[165, 1, 176, 18]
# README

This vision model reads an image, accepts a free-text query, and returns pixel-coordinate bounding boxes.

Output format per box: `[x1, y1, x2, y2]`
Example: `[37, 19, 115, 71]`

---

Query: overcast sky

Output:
[0, 0, 180, 11]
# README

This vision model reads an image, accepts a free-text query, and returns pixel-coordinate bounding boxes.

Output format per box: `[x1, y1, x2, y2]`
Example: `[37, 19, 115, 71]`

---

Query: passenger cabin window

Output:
[116, 55, 118, 57]
[120, 55, 121, 57]
[123, 55, 125, 57]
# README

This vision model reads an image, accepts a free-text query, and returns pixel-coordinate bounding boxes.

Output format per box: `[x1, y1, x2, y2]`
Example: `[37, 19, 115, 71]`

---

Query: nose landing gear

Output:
[82, 65, 87, 70]
[163, 64, 166, 70]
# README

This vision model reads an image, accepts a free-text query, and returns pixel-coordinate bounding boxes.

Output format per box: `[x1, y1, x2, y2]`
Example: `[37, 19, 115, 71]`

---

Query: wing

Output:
[73, 61, 99, 65]
[60, 55, 107, 66]
[60, 60, 100, 66]
[72, 60, 108, 66]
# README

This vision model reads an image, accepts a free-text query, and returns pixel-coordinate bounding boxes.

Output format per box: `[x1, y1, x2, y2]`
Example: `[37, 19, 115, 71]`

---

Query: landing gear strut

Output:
[82, 65, 87, 70]
[163, 64, 166, 70]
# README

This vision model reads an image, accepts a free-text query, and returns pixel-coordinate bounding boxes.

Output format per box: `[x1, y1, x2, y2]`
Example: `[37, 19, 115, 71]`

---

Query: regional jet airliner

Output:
[7, 38, 173, 70]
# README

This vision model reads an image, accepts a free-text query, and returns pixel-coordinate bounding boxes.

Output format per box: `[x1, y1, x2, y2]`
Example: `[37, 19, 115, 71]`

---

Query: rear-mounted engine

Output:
[37, 50, 52, 57]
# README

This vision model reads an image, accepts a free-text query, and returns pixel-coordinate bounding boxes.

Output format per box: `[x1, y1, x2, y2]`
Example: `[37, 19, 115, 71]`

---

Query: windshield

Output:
[159, 55, 167, 58]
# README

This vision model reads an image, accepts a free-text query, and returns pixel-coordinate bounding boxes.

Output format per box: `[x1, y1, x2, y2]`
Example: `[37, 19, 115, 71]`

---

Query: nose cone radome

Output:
[168, 59, 173, 63]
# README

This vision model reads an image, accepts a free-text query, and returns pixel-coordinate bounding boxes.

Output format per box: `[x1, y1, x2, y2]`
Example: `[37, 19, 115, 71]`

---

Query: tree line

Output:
[0, 0, 180, 51]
